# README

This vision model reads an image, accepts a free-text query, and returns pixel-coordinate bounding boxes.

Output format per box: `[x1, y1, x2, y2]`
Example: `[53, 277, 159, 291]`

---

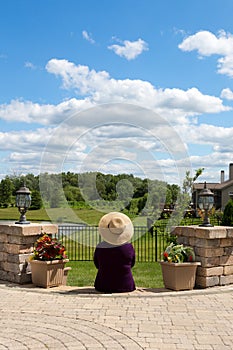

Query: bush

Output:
[222, 199, 233, 226]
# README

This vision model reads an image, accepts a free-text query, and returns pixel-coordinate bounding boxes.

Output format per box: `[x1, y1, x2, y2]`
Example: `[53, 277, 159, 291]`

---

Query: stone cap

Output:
[173, 225, 233, 239]
[0, 223, 58, 236]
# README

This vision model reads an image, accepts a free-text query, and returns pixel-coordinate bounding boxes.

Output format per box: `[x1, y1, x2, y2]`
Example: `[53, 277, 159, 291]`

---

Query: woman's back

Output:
[94, 241, 136, 293]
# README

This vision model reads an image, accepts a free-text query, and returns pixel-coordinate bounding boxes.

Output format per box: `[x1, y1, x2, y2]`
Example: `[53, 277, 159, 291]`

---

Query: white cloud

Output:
[46, 59, 110, 95]
[177, 123, 233, 158]
[46, 59, 231, 123]
[220, 88, 233, 100]
[179, 30, 233, 77]
[45, 59, 230, 121]
[82, 30, 95, 44]
[0, 58, 232, 182]
[24, 61, 37, 70]
[0, 59, 231, 130]
[0, 129, 51, 152]
[169, 121, 233, 182]
[0, 113, 232, 182]
[0, 98, 92, 125]
[108, 38, 148, 60]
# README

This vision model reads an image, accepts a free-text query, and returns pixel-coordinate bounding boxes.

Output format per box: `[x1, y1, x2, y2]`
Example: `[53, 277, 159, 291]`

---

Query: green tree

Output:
[133, 178, 148, 198]
[64, 185, 84, 203]
[222, 199, 233, 226]
[168, 168, 204, 227]
[138, 194, 148, 213]
[183, 168, 204, 195]
[39, 173, 65, 208]
[30, 190, 43, 210]
[0, 177, 14, 207]
[116, 179, 134, 204]
[167, 184, 180, 207]
[24, 173, 39, 191]
[96, 174, 106, 199]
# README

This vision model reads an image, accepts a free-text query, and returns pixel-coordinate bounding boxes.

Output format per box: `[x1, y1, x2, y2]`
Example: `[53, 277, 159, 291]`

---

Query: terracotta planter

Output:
[30, 259, 69, 288]
[160, 261, 201, 291]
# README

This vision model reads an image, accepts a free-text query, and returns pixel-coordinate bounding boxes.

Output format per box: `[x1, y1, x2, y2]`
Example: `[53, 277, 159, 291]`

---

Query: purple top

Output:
[94, 241, 136, 293]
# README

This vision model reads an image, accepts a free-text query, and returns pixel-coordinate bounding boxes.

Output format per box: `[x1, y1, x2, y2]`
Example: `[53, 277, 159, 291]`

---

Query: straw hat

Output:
[98, 212, 134, 245]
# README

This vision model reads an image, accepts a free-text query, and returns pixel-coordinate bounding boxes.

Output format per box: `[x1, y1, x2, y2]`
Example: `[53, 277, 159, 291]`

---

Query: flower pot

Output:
[160, 261, 201, 291]
[30, 259, 69, 288]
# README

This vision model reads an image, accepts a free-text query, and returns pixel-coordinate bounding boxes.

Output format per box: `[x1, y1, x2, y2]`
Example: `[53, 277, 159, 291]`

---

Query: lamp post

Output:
[15, 185, 31, 224]
[198, 182, 214, 227]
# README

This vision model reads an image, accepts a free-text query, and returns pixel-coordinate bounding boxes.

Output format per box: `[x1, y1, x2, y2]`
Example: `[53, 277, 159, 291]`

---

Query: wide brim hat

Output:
[98, 212, 134, 246]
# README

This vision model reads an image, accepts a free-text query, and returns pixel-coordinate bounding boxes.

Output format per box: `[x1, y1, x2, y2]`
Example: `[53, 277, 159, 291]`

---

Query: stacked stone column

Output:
[173, 226, 233, 288]
[0, 223, 58, 284]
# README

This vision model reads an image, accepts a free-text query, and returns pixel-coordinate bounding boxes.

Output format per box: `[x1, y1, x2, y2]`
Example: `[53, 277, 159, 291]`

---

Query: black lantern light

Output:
[15, 185, 31, 224]
[198, 182, 214, 227]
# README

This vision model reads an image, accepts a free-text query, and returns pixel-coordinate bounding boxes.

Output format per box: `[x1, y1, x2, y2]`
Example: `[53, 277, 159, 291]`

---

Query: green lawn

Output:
[66, 261, 164, 289]
[0, 207, 51, 222]
[0, 207, 101, 223]
[0, 207, 148, 225]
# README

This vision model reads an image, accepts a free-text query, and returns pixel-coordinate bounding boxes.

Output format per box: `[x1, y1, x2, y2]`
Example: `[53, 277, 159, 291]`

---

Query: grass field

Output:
[0, 207, 51, 222]
[0, 207, 106, 225]
[66, 261, 164, 289]
[0, 207, 147, 225]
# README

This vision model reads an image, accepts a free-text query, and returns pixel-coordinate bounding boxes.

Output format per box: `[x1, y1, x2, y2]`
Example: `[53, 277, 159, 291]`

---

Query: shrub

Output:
[222, 199, 233, 226]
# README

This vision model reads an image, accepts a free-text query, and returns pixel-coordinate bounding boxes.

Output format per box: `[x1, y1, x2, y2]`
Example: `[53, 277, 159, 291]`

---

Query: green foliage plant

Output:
[222, 199, 233, 226]
[162, 242, 195, 263]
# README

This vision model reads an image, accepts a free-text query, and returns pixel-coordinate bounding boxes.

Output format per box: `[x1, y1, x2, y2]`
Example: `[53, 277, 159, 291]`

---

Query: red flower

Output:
[32, 234, 67, 261]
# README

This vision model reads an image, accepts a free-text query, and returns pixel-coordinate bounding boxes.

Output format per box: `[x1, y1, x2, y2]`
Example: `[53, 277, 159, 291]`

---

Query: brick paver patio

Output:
[0, 282, 232, 349]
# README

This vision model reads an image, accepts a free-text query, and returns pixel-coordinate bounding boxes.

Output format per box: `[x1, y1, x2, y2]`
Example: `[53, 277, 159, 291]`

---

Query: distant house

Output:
[192, 163, 233, 212]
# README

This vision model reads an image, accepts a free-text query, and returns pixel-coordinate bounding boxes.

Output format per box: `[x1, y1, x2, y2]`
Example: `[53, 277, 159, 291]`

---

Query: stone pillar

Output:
[173, 226, 233, 288]
[0, 223, 58, 284]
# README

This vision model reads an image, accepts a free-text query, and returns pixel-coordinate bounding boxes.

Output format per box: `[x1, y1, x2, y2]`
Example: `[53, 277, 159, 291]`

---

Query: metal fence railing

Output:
[57, 216, 221, 263]
[56, 224, 167, 263]
[57, 225, 157, 262]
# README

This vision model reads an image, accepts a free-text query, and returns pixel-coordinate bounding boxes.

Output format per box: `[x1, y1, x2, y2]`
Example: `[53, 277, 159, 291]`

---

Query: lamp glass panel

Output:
[25, 195, 31, 207]
[198, 199, 203, 210]
[198, 195, 214, 210]
[16, 194, 31, 208]
[208, 196, 214, 209]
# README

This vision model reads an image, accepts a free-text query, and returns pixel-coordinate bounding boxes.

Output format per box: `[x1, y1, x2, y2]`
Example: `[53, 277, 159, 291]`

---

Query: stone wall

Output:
[173, 226, 233, 288]
[0, 223, 58, 284]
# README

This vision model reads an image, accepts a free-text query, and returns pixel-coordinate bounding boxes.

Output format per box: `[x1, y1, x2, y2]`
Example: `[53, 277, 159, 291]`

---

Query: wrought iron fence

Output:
[57, 216, 221, 263]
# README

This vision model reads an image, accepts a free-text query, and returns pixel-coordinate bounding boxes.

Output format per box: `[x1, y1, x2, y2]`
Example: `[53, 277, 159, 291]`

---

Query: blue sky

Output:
[1, 0, 233, 187]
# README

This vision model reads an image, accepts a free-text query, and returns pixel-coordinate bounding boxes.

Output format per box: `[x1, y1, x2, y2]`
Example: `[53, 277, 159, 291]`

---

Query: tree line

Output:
[0, 172, 181, 216]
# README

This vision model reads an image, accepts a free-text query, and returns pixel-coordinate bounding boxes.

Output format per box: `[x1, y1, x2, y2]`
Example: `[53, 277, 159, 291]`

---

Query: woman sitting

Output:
[94, 212, 136, 293]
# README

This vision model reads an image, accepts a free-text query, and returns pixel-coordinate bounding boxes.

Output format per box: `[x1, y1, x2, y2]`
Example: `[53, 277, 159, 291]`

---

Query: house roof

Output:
[193, 179, 233, 191]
